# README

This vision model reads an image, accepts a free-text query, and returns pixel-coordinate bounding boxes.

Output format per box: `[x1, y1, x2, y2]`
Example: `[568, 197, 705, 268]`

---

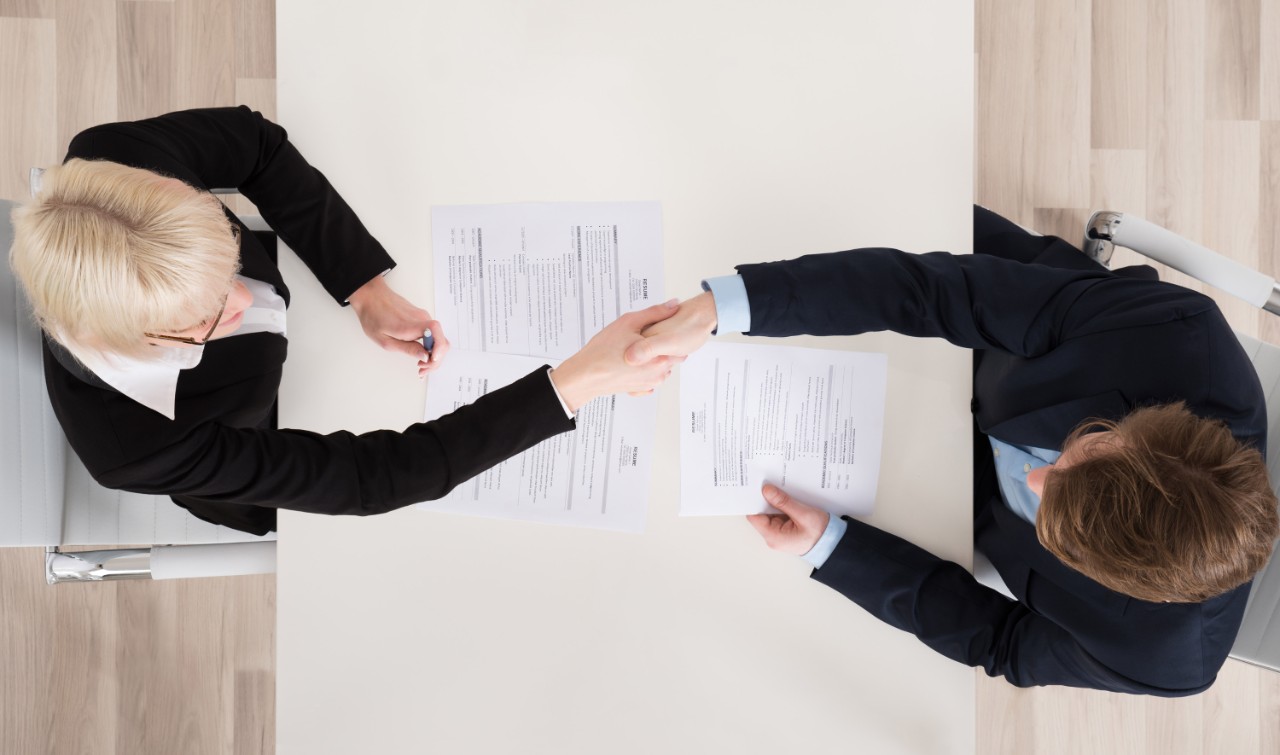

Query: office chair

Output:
[1077, 211, 1280, 673]
[1, 173, 277, 584]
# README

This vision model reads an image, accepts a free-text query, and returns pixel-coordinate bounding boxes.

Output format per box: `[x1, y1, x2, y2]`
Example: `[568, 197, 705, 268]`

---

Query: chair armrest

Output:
[1089, 211, 1280, 313]
[46, 542, 277, 584]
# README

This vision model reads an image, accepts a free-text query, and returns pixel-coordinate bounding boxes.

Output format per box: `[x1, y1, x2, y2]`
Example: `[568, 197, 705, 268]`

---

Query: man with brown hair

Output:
[630, 206, 1280, 695]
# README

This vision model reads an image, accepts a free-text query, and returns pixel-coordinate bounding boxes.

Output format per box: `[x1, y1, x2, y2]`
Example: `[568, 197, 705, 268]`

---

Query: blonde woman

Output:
[10, 106, 678, 535]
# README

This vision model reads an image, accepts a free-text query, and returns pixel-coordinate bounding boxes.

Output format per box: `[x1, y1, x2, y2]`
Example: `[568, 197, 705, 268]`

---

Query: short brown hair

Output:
[1038, 402, 1279, 603]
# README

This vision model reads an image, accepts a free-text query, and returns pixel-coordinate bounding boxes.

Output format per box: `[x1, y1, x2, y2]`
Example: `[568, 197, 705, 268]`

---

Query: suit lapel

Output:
[226, 212, 289, 305]
[987, 492, 1133, 616]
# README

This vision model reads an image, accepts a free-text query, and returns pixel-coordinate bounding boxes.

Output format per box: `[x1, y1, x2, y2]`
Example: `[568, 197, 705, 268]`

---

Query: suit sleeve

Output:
[736, 248, 1214, 357]
[66, 106, 392, 303]
[90, 369, 576, 516]
[812, 518, 1203, 696]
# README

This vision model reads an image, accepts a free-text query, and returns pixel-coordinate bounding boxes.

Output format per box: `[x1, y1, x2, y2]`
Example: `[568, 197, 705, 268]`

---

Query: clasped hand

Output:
[551, 299, 688, 413]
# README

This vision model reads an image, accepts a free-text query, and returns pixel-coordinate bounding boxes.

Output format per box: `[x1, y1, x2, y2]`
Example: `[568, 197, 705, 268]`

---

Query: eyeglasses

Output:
[144, 291, 230, 345]
[143, 224, 240, 346]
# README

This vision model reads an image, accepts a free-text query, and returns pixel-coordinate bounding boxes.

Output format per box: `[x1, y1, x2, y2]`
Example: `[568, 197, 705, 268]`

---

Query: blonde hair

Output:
[8, 158, 240, 358]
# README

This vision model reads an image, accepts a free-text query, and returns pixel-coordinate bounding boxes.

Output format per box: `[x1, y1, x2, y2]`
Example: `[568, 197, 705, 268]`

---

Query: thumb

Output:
[630, 298, 680, 331]
[383, 335, 428, 360]
[761, 483, 792, 511]
[626, 330, 695, 365]
[625, 338, 653, 366]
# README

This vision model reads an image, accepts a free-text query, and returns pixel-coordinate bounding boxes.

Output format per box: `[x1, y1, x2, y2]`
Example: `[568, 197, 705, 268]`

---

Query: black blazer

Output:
[735, 231, 1267, 695]
[44, 107, 575, 535]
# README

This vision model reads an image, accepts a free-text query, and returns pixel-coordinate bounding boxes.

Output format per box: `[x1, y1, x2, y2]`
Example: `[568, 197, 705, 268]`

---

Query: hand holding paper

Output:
[747, 484, 830, 555]
[680, 341, 888, 518]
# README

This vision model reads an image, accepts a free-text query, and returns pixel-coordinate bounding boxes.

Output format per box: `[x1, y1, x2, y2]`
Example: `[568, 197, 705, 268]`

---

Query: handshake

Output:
[546, 290, 832, 554]
[411, 289, 834, 557]
[547, 291, 719, 413]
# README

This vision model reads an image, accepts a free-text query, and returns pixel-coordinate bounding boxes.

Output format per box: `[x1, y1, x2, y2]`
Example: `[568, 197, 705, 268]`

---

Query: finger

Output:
[425, 320, 450, 363]
[746, 514, 775, 539]
[626, 299, 681, 331]
[626, 329, 700, 365]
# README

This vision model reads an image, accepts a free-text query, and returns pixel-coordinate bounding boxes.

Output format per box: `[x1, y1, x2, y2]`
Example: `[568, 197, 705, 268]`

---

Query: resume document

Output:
[420, 202, 664, 532]
[680, 341, 888, 518]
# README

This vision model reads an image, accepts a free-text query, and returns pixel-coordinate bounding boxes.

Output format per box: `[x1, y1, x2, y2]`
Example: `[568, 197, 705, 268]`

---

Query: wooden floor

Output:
[0, 1, 277, 754]
[976, 0, 1280, 753]
[2, 0, 1279, 753]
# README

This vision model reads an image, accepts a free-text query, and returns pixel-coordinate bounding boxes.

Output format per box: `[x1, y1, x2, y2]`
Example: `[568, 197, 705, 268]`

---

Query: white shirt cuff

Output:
[802, 515, 848, 569]
[546, 368, 576, 419]
[701, 274, 751, 334]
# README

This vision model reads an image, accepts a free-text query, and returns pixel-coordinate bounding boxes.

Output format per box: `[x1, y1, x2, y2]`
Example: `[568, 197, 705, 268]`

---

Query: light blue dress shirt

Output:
[988, 438, 1060, 525]
[702, 274, 1061, 569]
[702, 275, 752, 334]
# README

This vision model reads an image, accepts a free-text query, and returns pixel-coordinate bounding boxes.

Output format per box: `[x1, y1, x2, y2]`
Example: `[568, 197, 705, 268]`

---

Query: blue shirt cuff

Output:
[701, 274, 751, 334]
[802, 514, 847, 569]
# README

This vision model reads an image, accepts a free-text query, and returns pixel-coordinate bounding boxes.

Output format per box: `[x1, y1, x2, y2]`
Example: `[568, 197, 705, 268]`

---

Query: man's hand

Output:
[348, 275, 451, 377]
[550, 299, 685, 412]
[747, 484, 830, 556]
[623, 291, 717, 366]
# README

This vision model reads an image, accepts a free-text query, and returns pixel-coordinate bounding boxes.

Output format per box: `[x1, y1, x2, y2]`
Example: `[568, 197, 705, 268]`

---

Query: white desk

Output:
[275, 2, 975, 753]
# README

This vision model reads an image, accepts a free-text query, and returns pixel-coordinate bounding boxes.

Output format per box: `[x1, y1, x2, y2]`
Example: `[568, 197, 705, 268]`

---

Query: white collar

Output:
[60, 276, 286, 420]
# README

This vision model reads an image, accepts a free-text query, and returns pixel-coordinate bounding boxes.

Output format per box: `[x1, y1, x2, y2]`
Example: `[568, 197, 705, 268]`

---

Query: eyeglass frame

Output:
[144, 292, 229, 345]
[142, 224, 241, 346]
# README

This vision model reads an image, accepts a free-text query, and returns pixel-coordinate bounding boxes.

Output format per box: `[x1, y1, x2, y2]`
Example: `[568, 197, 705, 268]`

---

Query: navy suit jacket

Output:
[735, 231, 1267, 695]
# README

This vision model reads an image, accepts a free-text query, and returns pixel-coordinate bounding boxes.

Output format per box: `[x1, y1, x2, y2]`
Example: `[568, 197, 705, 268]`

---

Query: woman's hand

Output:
[348, 275, 450, 376]
[550, 299, 684, 413]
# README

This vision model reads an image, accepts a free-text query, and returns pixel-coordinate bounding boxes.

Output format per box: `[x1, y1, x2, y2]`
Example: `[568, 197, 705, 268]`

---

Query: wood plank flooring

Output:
[2, 1, 1279, 753]
[1, 3, 276, 754]
[977, 1, 1280, 752]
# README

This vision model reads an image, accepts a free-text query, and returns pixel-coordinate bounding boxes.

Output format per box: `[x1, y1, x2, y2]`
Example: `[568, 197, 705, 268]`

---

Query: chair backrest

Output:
[1227, 331, 1280, 671]
[1, 198, 274, 547]
[1088, 211, 1280, 672]
[0, 198, 66, 545]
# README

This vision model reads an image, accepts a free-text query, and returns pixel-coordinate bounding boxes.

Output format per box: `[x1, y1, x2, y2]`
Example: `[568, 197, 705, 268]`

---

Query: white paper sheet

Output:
[680, 341, 889, 517]
[419, 350, 655, 532]
[422, 202, 664, 531]
[431, 201, 664, 359]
